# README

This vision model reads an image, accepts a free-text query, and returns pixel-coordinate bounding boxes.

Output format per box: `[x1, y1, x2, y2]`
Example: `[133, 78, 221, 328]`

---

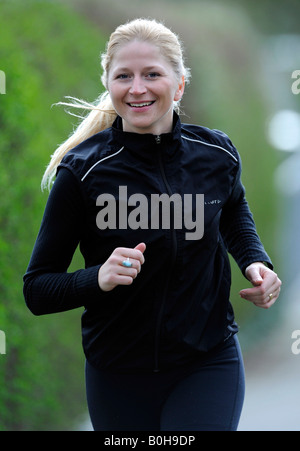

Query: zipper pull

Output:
[155, 135, 161, 144]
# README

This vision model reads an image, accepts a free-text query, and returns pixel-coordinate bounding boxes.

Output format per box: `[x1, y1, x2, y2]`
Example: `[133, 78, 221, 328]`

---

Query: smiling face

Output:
[107, 40, 185, 135]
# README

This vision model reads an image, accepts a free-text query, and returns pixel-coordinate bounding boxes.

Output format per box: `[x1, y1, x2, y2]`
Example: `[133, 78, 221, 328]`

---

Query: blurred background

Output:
[0, 0, 299, 431]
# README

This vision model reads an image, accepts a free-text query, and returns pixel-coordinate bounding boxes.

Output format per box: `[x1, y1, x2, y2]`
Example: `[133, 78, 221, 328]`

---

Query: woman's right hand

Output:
[98, 243, 146, 292]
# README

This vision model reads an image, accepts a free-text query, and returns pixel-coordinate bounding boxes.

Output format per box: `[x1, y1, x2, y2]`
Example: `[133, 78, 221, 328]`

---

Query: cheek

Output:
[108, 83, 123, 105]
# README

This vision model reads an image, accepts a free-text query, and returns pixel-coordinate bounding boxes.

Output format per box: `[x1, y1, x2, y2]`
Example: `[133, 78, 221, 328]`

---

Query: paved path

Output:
[238, 276, 300, 431]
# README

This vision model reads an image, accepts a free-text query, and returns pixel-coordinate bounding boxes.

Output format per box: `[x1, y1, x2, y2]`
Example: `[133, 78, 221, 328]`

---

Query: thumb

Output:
[246, 266, 263, 287]
[134, 242, 146, 254]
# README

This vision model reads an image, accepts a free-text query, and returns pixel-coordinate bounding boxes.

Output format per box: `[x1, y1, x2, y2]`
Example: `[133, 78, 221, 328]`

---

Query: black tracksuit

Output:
[23, 113, 272, 373]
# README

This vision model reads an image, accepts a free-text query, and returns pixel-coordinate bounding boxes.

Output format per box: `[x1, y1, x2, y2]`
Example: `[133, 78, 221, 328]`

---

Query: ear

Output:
[174, 75, 185, 101]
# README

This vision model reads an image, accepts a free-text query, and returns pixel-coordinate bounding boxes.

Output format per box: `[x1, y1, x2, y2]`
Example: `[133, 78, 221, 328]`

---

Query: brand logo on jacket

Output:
[96, 186, 204, 240]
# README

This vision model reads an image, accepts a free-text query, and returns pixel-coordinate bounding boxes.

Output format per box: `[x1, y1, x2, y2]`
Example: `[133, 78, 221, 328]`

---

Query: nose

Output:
[129, 76, 147, 95]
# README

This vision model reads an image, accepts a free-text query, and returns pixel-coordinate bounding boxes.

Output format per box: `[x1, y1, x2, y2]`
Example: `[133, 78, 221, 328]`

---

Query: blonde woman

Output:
[24, 18, 281, 431]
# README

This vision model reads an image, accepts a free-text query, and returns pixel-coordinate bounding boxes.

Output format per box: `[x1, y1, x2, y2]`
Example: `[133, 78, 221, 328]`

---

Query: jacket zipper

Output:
[154, 136, 178, 372]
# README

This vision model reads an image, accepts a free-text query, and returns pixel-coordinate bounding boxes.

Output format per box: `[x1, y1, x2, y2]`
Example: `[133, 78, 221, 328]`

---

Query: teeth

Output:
[129, 102, 153, 107]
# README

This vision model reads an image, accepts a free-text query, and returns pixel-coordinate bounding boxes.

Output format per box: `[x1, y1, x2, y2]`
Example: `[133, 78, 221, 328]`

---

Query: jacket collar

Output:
[111, 112, 182, 161]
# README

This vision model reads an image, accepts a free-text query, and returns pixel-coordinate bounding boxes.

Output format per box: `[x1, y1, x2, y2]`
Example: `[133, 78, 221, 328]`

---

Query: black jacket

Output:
[23, 113, 272, 372]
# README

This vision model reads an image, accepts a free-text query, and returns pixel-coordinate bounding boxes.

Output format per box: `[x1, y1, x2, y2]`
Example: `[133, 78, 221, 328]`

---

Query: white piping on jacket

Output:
[182, 135, 238, 162]
[81, 146, 125, 181]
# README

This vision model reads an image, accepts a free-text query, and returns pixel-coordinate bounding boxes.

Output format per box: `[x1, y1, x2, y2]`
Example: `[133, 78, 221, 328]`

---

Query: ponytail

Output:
[41, 91, 117, 191]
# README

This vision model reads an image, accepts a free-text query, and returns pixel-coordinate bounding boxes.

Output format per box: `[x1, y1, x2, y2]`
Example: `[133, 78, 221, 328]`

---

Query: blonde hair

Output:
[41, 18, 191, 190]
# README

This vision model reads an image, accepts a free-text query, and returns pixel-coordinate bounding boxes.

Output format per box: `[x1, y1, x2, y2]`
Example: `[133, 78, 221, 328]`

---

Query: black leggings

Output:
[85, 335, 245, 431]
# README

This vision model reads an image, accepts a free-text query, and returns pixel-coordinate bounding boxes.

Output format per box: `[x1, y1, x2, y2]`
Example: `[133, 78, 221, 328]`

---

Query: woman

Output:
[24, 18, 281, 431]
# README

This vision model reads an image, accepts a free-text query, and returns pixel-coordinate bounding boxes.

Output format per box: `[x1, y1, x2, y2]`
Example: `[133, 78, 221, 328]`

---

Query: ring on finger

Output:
[268, 293, 273, 301]
[122, 257, 132, 268]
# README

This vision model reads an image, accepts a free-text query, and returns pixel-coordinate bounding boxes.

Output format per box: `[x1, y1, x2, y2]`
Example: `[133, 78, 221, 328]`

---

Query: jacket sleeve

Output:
[219, 154, 273, 275]
[23, 167, 102, 315]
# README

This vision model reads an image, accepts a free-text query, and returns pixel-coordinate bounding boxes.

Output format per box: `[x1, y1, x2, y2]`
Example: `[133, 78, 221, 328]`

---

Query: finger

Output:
[111, 274, 135, 287]
[242, 284, 281, 308]
[240, 275, 281, 301]
[119, 256, 142, 273]
[118, 263, 139, 279]
[240, 285, 275, 302]
[134, 242, 146, 254]
[105, 252, 139, 276]
[265, 284, 282, 303]
[259, 288, 280, 304]
[117, 247, 146, 265]
[240, 289, 277, 304]
[254, 291, 279, 309]
[240, 286, 265, 300]
[260, 276, 282, 302]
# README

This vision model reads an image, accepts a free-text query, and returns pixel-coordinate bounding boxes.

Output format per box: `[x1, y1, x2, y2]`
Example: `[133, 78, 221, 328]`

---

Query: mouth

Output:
[127, 101, 155, 108]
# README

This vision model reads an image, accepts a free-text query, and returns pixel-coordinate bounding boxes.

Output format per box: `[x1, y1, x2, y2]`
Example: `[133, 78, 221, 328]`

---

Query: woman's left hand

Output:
[239, 262, 282, 309]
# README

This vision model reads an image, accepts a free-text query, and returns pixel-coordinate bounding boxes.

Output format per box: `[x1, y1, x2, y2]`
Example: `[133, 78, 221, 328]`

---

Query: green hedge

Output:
[0, 0, 106, 430]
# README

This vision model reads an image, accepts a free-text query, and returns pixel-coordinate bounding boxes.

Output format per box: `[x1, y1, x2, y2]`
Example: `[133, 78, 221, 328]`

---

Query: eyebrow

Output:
[112, 65, 164, 73]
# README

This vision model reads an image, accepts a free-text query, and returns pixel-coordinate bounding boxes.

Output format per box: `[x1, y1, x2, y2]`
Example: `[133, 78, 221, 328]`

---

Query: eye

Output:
[146, 72, 160, 79]
[116, 74, 130, 80]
